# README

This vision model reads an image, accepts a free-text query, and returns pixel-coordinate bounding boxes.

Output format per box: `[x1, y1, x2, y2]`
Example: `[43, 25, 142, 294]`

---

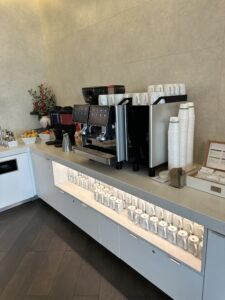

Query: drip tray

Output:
[73, 146, 117, 166]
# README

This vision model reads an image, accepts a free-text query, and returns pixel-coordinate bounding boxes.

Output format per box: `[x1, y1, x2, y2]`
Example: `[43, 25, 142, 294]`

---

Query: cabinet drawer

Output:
[53, 188, 75, 220]
[74, 199, 100, 243]
[120, 227, 203, 300]
[99, 214, 119, 256]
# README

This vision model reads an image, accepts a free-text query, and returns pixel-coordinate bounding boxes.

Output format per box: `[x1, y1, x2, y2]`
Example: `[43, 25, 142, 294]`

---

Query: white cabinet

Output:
[203, 230, 225, 300]
[32, 153, 66, 211]
[119, 227, 203, 300]
[99, 214, 120, 256]
[0, 153, 35, 210]
[31, 153, 54, 204]
[74, 199, 100, 243]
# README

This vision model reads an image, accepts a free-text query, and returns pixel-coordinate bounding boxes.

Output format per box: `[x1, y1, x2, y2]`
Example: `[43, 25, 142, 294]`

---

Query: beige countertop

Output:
[1, 143, 225, 235]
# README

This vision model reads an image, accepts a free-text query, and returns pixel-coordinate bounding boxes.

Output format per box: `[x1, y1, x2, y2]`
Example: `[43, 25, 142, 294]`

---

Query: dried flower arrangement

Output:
[28, 83, 56, 117]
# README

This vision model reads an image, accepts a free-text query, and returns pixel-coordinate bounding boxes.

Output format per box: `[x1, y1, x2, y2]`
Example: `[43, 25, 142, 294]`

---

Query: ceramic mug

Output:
[134, 208, 143, 225]
[147, 85, 155, 93]
[99, 94, 108, 106]
[164, 210, 173, 224]
[103, 192, 111, 207]
[164, 84, 175, 96]
[155, 84, 164, 92]
[115, 199, 123, 213]
[94, 188, 100, 201]
[183, 218, 194, 233]
[177, 229, 188, 250]
[167, 225, 178, 244]
[125, 193, 132, 208]
[173, 214, 183, 228]
[149, 215, 159, 234]
[138, 199, 146, 212]
[140, 213, 149, 231]
[128, 205, 136, 222]
[132, 93, 141, 105]
[179, 83, 186, 95]
[173, 84, 180, 95]
[193, 223, 204, 238]
[188, 235, 199, 257]
[158, 220, 168, 239]
[109, 196, 116, 210]
[140, 93, 149, 105]
[146, 203, 155, 216]
[155, 206, 164, 220]
[132, 196, 139, 207]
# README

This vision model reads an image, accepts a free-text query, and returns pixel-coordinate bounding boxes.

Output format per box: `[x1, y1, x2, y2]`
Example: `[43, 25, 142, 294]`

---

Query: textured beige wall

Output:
[0, 0, 46, 134]
[3, 0, 223, 163]
[38, 0, 225, 163]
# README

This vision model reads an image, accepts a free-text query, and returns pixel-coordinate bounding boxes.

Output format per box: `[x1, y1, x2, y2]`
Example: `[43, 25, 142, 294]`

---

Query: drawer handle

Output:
[129, 233, 138, 239]
[81, 203, 88, 208]
[170, 257, 181, 266]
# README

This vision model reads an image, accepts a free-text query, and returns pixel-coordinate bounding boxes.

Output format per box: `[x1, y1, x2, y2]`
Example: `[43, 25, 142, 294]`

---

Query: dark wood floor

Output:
[0, 200, 171, 300]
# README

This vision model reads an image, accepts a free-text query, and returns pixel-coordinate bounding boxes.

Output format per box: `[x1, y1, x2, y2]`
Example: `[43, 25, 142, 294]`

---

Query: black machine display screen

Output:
[72, 105, 90, 123]
[89, 105, 110, 126]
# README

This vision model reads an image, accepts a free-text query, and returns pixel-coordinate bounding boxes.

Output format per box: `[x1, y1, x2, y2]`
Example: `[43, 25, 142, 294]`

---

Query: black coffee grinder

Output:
[46, 106, 76, 147]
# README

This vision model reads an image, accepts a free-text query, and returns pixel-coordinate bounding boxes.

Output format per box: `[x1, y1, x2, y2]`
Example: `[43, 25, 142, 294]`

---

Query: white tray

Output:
[3, 140, 18, 147]
[186, 171, 225, 198]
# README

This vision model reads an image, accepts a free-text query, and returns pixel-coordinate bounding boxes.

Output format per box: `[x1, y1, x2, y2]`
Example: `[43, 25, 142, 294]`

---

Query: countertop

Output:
[1, 143, 225, 235]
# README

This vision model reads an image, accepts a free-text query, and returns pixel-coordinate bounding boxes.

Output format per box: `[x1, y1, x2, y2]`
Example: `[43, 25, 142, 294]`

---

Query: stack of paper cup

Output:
[168, 117, 180, 169]
[186, 102, 195, 168]
[178, 103, 189, 168]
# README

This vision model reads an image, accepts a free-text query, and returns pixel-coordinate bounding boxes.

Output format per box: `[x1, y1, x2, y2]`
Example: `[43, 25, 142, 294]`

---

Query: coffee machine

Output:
[121, 96, 187, 176]
[73, 86, 126, 168]
[46, 106, 76, 147]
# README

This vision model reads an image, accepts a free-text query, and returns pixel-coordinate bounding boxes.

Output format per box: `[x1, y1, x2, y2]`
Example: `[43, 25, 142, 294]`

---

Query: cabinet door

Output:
[120, 227, 203, 300]
[31, 153, 54, 204]
[54, 189, 77, 222]
[74, 200, 100, 243]
[203, 230, 225, 300]
[0, 153, 35, 209]
[99, 214, 119, 256]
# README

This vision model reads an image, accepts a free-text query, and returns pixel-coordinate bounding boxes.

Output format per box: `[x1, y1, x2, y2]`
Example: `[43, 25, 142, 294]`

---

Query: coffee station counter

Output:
[27, 142, 225, 235]
[1, 142, 225, 235]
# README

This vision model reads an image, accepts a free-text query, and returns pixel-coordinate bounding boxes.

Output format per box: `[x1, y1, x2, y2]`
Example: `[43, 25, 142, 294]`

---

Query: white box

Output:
[3, 140, 18, 148]
[186, 171, 225, 198]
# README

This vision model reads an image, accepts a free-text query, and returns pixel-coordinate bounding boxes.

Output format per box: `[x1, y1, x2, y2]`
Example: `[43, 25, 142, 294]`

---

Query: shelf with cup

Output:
[52, 161, 203, 272]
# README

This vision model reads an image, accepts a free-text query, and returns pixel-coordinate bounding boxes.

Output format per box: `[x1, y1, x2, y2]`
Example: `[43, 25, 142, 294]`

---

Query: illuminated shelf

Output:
[52, 161, 202, 272]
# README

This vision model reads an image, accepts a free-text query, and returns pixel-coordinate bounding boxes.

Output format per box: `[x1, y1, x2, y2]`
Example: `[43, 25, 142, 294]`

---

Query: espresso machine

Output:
[46, 106, 76, 147]
[73, 104, 126, 168]
[72, 86, 126, 168]
[121, 96, 187, 176]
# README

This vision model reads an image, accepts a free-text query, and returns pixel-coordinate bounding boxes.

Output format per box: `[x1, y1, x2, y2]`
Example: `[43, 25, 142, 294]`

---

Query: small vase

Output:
[40, 115, 51, 128]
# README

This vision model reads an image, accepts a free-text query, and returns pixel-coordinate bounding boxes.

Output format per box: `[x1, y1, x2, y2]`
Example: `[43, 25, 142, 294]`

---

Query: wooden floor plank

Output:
[26, 250, 64, 297]
[49, 251, 82, 300]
